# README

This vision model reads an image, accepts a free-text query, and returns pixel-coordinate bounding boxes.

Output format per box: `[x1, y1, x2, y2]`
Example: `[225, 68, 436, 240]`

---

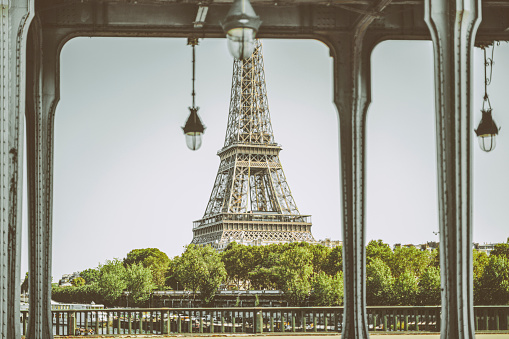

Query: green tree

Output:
[366, 258, 394, 305]
[124, 248, 170, 289]
[366, 240, 393, 265]
[221, 242, 255, 289]
[418, 266, 440, 305]
[275, 246, 313, 306]
[173, 244, 226, 304]
[125, 262, 156, 305]
[389, 246, 431, 278]
[323, 246, 343, 275]
[310, 244, 332, 274]
[473, 249, 489, 304]
[394, 269, 419, 305]
[80, 268, 100, 285]
[490, 243, 509, 259]
[248, 246, 281, 290]
[21, 272, 29, 294]
[311, 272, 344, 306]
[72, 277, 86, 287]
[97, 259, 127, 305]
[477, 255, 509, 305]
[52, 284, 101, 304]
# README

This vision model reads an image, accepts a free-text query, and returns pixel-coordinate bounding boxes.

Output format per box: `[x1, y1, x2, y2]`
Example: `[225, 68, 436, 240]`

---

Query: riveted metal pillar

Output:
[424, 0, 481, 338]
[0, 2, 33, 339]
[25, 16, 60, 339]
[329, 3, 391, 339]
[332, 33, 371, 339]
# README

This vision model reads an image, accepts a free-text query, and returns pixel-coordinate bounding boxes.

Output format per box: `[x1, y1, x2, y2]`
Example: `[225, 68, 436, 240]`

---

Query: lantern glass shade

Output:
[182, 107, 205, 151]
[475, 109, 499, 153]
[185, 132, 203, 151]
[226, 28, 256, 60]
[221, 0, 261, 60]
[477, 134, 496, 152]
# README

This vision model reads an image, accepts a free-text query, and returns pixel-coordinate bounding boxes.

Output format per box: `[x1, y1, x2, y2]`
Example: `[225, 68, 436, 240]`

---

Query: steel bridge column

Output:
[0, 2, 33, 339]
[25, 17, 60, 339]
[424, 0, 481, 338]
[330, 31, 377, 339]
[329, 3, 391, 339]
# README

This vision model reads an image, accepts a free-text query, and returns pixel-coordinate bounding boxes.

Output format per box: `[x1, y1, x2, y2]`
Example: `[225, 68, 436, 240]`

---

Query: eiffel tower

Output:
[191, 41, 315, 249]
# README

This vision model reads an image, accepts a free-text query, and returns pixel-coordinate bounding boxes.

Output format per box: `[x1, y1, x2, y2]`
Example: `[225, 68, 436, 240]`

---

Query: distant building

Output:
[318, 238, 343, 248]
[393, 241, 439, 252]
[473, 242, 498, 255]
[58, 272, 81, 287]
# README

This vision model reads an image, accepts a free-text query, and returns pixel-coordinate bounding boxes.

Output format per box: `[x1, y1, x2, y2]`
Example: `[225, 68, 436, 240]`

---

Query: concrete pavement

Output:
[61, 333, 509, 338]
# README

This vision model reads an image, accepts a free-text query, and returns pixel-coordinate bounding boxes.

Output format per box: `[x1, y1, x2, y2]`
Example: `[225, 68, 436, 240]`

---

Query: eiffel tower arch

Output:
[192, 41, 315, 249]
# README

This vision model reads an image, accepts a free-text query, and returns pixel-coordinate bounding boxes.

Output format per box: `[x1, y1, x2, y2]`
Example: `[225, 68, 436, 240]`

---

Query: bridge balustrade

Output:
[19, 306, 509, 336]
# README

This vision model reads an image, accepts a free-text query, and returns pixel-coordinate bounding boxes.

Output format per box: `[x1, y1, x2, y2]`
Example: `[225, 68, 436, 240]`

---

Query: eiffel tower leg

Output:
[424, 0, 481, 338]
[0, 3, 34, 339]
[25, 18, 60, 339]
[330, 31, 379, 339]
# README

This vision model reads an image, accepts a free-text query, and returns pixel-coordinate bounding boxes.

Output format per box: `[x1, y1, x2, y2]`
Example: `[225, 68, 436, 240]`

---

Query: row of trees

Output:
[51, 239, 509, 307]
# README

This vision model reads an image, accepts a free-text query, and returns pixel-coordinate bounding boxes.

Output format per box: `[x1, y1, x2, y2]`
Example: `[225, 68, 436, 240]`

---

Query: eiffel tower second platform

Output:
[191, 41, 315, 249]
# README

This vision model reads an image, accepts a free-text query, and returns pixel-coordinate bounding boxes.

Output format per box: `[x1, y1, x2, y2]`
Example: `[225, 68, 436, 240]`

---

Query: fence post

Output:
[484, 309, 489, 330]
[302, 310, 306, 332]
[281, 315, 285, 333]
[232, 315, 236, 333]
[495, 311, 500, 331]
[256, 310, 263, 333]
[314, 312, 317, 332]
[324, 313, 328, 332]
[221, 313, 225, 333]
[128, 312, 132, 334]
[393, 310, 397, 331]
[270, 313, 274, 332]
[95, 311, 100, 335]
[292, 313, 296, 332]
[435, 307, 440, 332]
[383, 311, 388, 331]
[69, 312, 77, 335]
[117, 312, 121, 334]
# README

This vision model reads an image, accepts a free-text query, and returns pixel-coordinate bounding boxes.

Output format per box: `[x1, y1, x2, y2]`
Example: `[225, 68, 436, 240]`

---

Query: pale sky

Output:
[20, 38, 509, 282]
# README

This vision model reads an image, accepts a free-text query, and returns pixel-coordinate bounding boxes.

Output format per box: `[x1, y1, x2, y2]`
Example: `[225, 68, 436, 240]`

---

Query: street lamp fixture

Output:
[183, 37, 206, 151]
[221, 0, 262, 60]
[475, 109, 499, 152]
[475, 44, 500, 152]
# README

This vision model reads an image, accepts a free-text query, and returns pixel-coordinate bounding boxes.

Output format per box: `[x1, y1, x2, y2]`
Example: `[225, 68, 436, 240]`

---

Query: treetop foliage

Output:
[52, 238, 509, 307]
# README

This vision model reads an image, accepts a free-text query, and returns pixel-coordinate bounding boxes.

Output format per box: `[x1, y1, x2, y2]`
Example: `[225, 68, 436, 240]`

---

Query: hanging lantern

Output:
[475, 109, 499, 152]
[182, 37, 206, 151]
[475, 44, 501, 152]
[183, 107, 205, 151]
[221, 0, 262, 60]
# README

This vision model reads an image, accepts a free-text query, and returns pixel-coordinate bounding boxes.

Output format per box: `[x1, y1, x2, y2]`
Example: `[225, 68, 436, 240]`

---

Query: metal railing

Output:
[19, 305, 509, 336]
[194, 213, 312, 229]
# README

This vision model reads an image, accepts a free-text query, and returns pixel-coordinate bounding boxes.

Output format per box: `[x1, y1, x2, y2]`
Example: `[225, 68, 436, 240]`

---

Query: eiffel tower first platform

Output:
[192, 41, 315, 249]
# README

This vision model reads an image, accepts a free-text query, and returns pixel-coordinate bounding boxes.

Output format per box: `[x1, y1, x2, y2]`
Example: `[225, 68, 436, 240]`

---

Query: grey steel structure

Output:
[192, 41, 314, 249]
[1, 0, 507, 338]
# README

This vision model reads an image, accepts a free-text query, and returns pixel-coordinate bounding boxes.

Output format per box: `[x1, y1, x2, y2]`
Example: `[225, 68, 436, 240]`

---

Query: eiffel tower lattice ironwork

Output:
[192, 41, 315, 249]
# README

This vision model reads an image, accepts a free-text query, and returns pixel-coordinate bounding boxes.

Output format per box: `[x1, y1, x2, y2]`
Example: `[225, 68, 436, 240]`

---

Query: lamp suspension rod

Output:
[192, 42, 196, 108]
[482, 44, 495, 111]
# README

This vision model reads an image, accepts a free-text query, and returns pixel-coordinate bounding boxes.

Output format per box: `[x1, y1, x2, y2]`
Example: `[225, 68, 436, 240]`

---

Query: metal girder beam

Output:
[0, 2, 34, 339]
[424, 0, 480, 338]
